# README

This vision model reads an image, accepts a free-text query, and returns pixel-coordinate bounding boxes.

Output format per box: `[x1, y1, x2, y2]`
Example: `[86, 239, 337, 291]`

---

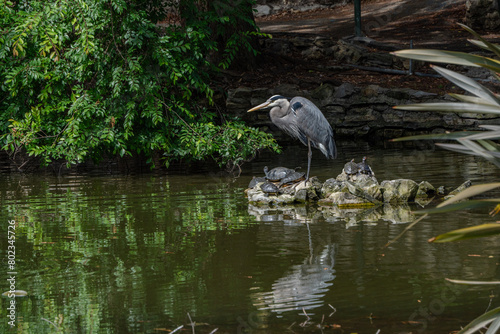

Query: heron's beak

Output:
[247, 101, 271, 112]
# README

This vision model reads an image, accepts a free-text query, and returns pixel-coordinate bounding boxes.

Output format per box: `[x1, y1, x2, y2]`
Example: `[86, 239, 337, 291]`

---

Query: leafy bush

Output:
[0, 0, 279, 169]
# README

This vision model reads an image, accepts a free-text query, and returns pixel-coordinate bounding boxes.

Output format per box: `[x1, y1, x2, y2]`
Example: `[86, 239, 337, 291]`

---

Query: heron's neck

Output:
[269, 101, 290, 120]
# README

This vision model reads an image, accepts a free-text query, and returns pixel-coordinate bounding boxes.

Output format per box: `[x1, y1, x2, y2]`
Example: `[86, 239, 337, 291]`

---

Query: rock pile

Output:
[245, 162, 471, 207]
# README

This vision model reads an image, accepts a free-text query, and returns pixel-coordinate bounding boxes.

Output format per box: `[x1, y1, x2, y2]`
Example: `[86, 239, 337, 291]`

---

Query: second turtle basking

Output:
[357, 157, 374, 176]
[260, 181, 281, 196]
[343, 159, 358, 177]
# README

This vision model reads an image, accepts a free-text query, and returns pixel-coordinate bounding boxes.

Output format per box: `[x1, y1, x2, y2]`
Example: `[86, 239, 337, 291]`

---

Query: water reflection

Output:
[252, 238, 336, 315]
[248, 203, 417, 227]
[1, 143, 500, 333]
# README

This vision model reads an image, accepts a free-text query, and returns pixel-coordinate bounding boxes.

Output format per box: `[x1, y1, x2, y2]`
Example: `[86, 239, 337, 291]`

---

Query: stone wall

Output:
[227, 83, 500, 140]
[253, 0, 350, 17]
[466, 0, 500, 30]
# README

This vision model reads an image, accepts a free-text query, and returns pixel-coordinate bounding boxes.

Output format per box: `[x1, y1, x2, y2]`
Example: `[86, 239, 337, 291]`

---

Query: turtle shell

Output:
[357, 157, 374, 176]
[260, 181, 280, 194]
[248, 176, 266, 189]
[279, 171, 306, 186]
[264, 166, 295, 182]
[343, 159, 358, 175]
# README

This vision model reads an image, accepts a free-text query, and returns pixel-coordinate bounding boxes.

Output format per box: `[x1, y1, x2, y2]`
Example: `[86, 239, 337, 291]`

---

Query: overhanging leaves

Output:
[429, 223, 500, 243]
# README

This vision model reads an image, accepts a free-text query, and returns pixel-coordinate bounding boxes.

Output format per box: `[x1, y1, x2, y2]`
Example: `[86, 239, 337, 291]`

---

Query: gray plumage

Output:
[248, 95, 337, 181]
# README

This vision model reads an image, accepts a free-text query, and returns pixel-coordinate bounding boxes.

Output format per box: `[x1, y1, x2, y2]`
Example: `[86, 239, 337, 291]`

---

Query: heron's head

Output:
[247, 95, 288, 112]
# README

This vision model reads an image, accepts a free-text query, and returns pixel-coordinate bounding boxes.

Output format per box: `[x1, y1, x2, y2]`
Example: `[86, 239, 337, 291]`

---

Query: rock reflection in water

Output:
[248, 202, 417, 227]
[252, 241, 336, 314]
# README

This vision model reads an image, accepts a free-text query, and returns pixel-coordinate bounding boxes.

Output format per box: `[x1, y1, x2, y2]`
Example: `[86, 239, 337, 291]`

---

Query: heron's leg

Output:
[306, 138, 312, 182]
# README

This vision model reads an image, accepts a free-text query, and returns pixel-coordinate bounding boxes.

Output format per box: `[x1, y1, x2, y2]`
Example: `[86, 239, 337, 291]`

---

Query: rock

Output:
[466, 0, 500, 30]
[382, 204, 415, 224]
[334, 82, 355, 98]
[416, 181, 435, 198]
[320, 191, 372, 206]
[311, 83, 336, 104]
[246, 177, 321, 204]
[444, 180, 472, 200]
[254, 5, 271, 17]
[380, 179, 419, 203]
[293, 177, 322, 202]
[437, 186, 446, 196]
[301, 46, 324, 60]
[321, 178, 346, 198]
[345, 181, 382, 204]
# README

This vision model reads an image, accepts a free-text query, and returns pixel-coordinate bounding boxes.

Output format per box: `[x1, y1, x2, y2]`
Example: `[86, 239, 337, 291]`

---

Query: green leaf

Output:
[437, 182, 500, 208]
[415, 199, 500, 214]
[394, 102, 500, 114]
[390, 131, 481, 142]
[431, 65, 500, 105]
[458, 23, 500, 58]
[445, 278, 500, 285]
[430, 223, 500, 243]
[392, 49, 500, 70]
[456, 306, 500, 334]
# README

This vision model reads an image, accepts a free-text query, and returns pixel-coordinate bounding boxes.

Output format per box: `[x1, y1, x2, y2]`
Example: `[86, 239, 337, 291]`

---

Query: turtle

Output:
[260, 181, 280, 196]
[248, 176, 266, 189]
[357, 156, 374, 176]
[278, 171, 306, 186]
[263, 166, 295, 182]
[343, 159, 359, 179]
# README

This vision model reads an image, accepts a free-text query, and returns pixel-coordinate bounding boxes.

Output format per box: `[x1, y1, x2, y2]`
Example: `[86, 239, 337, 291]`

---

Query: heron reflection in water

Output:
[248, 95, 337, 181]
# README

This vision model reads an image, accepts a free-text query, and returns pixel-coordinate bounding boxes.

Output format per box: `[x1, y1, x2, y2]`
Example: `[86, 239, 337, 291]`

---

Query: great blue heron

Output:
[248, 95, 337, 181]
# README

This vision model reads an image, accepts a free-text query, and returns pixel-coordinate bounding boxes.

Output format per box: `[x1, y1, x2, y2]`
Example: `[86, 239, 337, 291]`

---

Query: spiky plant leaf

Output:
[390, 131, 480, 142]
[458, 22, 500, 58]
[446, 278, 500, 285]
[448, 93, 499, 105]
[394, 102, 500, 114]
[437, 183, 500, 208]
[429, 223, 500, 243]
[431, 65, 500, 105]
[456, 307, 500, 334]
[415, 199, 500, 214]
[392, 49, 500, 71]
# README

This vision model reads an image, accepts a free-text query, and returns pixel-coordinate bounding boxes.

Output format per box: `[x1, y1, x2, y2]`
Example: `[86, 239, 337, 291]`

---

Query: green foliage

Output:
[394, 26, 500, 330]
[393, 25, 500, 241]
[0, 0, 278, 169]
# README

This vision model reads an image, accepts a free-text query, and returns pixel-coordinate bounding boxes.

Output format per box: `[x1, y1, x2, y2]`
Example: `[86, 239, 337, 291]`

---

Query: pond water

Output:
[1, 141, 500, 333]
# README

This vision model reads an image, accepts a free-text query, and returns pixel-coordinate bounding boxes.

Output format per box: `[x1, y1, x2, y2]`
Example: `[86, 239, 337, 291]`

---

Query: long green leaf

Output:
[394, 102, 500, 114]
[468, 39, 500, 57]
[448, 93, 499, 105]
[415, 199, 500, 214]
[390, 131, 480, 142]
[435, 143, 477, 156]
[486, 317, 500, 334]
[478, 139, 500, 151]
[430, 223, 500, 243]
[460, 138, 492, 158]
[459, 23, 500, 58]
[481, 125, 500, 131]
[393, 49, 500, 70]
[437, 183, 500, 208]
[446, 278, 500, 285]
[457, 307, 500, 334]
[431, 65, 500, 105]
[462, 130, 500, 141]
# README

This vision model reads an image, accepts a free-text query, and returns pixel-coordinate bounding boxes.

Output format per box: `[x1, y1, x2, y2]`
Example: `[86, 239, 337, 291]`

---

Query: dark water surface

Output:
[1, 141, 500, 333]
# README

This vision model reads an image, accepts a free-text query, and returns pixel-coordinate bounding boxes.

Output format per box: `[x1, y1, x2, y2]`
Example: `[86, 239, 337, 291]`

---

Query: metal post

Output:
[354, 0, 362, 37]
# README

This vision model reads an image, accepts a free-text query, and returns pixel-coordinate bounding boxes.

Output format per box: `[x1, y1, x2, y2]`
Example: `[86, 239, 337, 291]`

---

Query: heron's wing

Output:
[289, 97, 337, 159]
